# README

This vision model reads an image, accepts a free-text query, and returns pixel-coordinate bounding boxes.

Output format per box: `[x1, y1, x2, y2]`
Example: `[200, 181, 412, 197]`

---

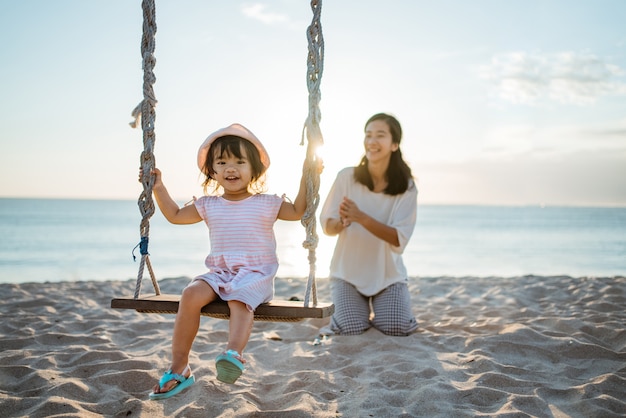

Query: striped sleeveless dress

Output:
[193, 193, 283, 310]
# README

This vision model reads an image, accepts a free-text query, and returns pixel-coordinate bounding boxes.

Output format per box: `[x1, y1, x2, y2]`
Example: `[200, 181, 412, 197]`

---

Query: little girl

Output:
[147, 123, 309, 400]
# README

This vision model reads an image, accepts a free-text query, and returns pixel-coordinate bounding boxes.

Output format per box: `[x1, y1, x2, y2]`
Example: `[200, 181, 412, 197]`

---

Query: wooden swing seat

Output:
[111, 294, 334, 322]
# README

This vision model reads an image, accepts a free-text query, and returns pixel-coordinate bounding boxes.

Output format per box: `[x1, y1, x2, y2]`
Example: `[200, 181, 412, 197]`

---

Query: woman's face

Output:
[363, 119, 398, 164]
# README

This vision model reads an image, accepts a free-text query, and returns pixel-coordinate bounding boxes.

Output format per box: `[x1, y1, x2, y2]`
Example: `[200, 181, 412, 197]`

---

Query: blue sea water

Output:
[0, 198, 624, 284]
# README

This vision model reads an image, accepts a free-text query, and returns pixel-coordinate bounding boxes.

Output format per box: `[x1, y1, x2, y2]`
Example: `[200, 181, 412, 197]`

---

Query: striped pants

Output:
[329, 278, 418, 336]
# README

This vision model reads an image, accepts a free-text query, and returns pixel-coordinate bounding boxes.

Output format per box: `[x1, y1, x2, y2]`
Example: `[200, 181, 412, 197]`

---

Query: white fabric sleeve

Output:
[389, 180, 418, 254]
[319, 167, 352, 235]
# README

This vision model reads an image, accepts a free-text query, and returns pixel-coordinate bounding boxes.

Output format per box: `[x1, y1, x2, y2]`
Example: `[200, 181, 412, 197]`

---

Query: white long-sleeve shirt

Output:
[320, 167, 418, 296]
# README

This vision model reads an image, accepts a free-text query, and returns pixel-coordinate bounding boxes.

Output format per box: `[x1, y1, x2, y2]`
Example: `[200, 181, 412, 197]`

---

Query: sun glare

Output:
[313, 143, 324, 161]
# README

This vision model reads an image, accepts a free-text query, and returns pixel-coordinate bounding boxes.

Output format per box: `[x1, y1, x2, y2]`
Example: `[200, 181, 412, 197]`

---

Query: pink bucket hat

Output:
[197, 123, 270, 173]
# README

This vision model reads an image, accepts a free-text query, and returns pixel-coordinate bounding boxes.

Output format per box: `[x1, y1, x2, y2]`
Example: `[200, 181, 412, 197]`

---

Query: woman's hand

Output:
[339, 196, 400, 246]
[339, 197, 363, 227]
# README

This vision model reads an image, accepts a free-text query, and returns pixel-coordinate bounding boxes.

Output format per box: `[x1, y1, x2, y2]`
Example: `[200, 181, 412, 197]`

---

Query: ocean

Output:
[0, 198, 624, 284]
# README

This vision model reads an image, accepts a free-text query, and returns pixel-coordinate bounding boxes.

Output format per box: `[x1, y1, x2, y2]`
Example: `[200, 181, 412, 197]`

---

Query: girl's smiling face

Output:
[212, 145, 253, 199]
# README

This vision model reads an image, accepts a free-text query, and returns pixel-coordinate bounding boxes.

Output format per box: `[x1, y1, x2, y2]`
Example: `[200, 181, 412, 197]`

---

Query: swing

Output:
[111, 0, 333, 322]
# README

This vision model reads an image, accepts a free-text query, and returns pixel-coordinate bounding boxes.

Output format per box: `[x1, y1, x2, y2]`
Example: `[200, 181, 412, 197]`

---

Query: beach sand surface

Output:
[1, 275, 625, 417]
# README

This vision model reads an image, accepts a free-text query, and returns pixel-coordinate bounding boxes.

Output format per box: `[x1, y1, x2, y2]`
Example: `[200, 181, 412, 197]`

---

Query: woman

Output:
[320, 113, 418, 336]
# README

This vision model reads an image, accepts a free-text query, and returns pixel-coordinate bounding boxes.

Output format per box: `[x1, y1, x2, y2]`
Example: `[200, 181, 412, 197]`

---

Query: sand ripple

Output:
[0, 275, 624, 417]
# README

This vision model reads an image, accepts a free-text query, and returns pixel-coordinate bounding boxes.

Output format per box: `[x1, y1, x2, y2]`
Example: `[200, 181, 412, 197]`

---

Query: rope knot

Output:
[132, 236, 150, 261]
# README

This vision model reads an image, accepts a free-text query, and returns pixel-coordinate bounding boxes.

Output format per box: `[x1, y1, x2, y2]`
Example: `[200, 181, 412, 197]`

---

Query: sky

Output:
[1, 0, 625, 206]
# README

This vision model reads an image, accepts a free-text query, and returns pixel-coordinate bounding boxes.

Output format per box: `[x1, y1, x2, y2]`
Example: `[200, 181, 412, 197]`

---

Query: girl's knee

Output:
[181, 280, 215, 307]
[227, 300, 253, 316]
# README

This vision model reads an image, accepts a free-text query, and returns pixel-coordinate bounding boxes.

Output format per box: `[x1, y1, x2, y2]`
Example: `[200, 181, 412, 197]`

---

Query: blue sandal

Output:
[215, 350, 245, 384]
[149, 365, 195, 400]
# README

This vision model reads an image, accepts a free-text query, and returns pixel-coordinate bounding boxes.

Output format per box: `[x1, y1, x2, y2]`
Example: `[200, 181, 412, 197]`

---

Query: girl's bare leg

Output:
[153, 280, 217, 393]
[225, 300, 254, 357]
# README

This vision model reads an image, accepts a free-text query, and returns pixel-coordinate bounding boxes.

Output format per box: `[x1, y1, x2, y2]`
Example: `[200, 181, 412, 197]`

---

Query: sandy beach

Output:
[1, 275, 624, 417]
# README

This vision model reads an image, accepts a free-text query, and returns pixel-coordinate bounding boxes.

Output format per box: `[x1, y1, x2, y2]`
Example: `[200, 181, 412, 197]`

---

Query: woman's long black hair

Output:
[354, 113, 413, 195]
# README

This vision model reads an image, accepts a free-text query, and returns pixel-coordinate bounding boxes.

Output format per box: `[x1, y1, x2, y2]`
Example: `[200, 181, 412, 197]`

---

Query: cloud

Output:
[478, 119, 626, 161]
[418, 148, 626, 206]
[480, 51, 626, 105]
[241, 3, 289, 25]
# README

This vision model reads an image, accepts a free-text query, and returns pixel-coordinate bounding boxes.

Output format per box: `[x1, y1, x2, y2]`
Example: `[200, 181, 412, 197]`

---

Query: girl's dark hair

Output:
[201, 135, 266, 194]
[354, 113, 413, 195]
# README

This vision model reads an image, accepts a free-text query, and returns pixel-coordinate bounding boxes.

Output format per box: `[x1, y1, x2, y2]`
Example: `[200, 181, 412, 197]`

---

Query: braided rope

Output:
[301, 0, 324, 308]
[127, 0, 325, 309]
[131, 0, 160, 299]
